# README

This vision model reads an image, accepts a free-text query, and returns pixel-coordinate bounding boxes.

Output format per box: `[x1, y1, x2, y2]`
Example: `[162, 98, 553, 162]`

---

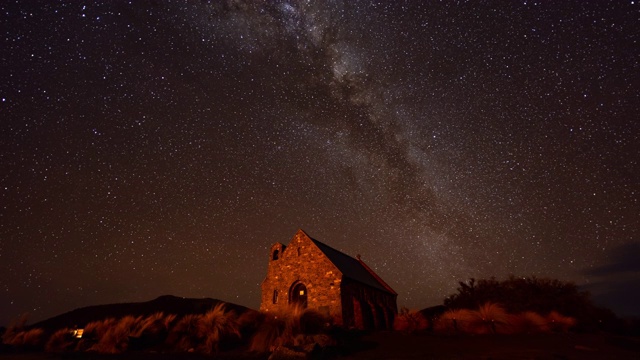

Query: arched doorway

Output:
[289, 282, 308, 308]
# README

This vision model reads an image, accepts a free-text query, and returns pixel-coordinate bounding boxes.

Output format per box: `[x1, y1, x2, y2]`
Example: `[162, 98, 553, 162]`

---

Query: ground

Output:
[343, 332, 640, 359]
[1, 333, 638, 359]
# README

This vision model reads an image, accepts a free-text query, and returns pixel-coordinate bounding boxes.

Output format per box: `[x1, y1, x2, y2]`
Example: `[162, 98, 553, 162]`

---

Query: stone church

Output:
[260, 229, 397, 329]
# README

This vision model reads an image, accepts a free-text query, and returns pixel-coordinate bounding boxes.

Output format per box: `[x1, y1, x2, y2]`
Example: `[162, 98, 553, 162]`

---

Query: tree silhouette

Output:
[444, 276, 617, 332]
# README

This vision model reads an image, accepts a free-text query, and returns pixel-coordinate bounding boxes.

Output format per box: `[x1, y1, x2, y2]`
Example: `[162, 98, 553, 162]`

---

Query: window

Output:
[297, 247, 301, 256]
[273, 290, 278, 304]
[272, 249, 279, 260]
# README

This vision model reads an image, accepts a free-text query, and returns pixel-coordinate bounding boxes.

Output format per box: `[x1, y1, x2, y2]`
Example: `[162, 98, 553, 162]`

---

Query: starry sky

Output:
[1, 1, 638, 326]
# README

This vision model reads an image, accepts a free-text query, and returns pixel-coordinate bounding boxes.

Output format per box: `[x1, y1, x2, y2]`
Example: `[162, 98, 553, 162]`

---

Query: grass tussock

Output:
[393, 307, 429, 333]
[249, 313, 287, 353]
[2, 328, 45, 348]
[547, 311, 576, 332]
[74, 318, 117, 352]
[135, 312, 176, 338]
[88, 315, 143, 354]
[434, 308, 476, 334]
[510, 311, 550, 334]
[249, 305, 330, 353]
[45, 328, 75, 353]
[196, 303, 241, 354]
[471, 302, 511, 334]
[165, 313, 202, 352]
[164, 303, 241, 354]
[433, 303, 577, 335]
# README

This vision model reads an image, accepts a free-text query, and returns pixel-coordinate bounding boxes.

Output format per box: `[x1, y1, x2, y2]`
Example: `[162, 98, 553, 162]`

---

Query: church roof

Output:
[308, 235, 397, 295]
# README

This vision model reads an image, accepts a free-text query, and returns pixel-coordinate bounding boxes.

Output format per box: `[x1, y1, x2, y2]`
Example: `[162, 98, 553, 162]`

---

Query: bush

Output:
[443, 276, 608, 331]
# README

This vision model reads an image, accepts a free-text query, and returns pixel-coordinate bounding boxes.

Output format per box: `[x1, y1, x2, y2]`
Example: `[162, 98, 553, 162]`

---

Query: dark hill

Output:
[32, 295, 256, 330]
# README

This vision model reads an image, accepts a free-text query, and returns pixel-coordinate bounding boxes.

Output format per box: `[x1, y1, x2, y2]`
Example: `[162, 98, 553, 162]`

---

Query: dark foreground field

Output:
[2, 332, 639, 360]
[346, 332, 640, 359]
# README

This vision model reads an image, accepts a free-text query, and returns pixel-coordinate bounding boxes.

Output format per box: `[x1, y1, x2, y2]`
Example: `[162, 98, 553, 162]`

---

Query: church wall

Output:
[260, 232, 343, 323]
[340, 278, 398, 330]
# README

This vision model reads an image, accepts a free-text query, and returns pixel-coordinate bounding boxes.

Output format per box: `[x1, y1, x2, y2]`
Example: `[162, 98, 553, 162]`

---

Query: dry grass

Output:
[434, 304, 578, 336]
[1, 313, 30, 345]
[165, 313, 202, 352]
[249, 305, 329, 353]
[195, 303, 241, 354]
[510, 311, 550, 334]
[433, 303, 511, 334]
[83, 317, 118, 340]
[131, 312, 176, 339]
[87, 315, 144, 353]
[249, 314, 287, 353]
[163, 303, 242, 354]
[394, 308, 429, 333]
[434, 308, 477, 334]
[45, 328, 75, 353]
[237, 309, 265, 336]
[547, 311, 576, 333]
[2, 328, 45, 348]
[471, 302, 511, 334]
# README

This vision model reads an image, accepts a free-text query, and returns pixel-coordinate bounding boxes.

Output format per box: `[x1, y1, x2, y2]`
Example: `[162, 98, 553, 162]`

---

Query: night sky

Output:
[1, 1, 638, 326]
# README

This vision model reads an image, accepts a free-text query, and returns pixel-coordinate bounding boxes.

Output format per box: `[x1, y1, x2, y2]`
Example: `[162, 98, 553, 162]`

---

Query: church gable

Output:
[260, 229, 398, 329]
[260, 230, 343, 317]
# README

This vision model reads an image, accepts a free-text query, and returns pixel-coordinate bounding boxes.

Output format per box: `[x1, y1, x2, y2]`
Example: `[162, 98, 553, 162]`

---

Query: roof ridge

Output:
[308, 237, 396, 295]
[309, 237, 356, 259]
[356, 257, 397, 295]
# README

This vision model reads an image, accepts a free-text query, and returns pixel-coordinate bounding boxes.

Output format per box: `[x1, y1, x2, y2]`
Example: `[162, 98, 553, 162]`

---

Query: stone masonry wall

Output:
[260, 231, 343, 323]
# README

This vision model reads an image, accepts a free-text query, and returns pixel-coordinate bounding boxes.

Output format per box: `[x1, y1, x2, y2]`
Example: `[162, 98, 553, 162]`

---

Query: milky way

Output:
[1, 1, 638, 325]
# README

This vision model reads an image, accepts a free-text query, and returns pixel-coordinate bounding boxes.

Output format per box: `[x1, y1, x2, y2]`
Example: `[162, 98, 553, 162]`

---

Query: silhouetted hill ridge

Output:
[32, 295, 255, 330]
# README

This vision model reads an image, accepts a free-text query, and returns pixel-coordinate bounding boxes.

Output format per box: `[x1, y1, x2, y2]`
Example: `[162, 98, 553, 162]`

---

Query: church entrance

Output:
[290, 282, 308, 308]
